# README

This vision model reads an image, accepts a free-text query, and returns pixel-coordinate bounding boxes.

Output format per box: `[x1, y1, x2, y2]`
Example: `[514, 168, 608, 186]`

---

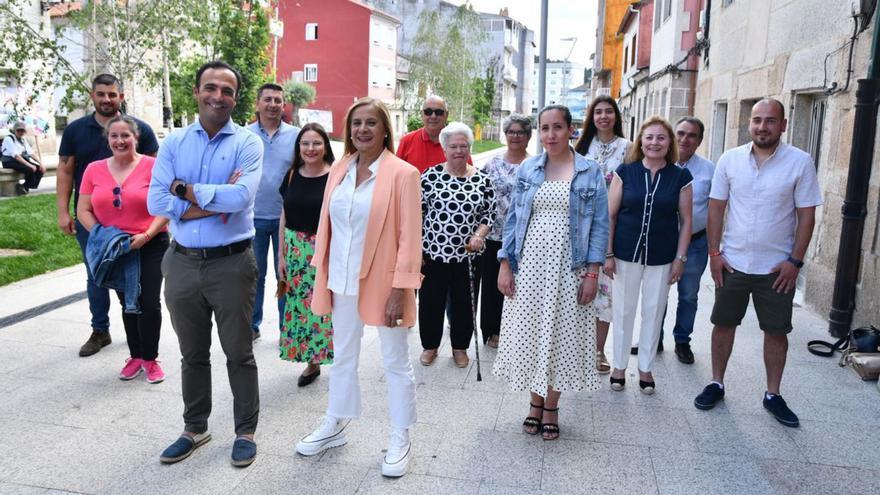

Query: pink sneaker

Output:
[119, 358, 144, 380]
[143, 360, 165, 384]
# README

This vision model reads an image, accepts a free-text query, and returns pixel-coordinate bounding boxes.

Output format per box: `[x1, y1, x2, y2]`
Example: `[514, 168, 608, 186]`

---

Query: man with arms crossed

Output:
[57, 73, 159, 357]
[148, 61, 263, 466]
[693, 98, 822, 427]
[247, 83, 299, 340]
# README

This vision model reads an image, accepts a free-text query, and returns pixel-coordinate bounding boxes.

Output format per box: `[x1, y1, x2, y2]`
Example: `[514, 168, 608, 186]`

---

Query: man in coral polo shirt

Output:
[397, 95, 471, 172]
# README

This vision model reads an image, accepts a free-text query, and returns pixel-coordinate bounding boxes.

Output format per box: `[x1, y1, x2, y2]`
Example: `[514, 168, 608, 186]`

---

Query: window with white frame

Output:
[306, 23, 318, 40]
[664, 0, 672, 20]
[711, 101, 728, 162]
[304, 64, 318, 82]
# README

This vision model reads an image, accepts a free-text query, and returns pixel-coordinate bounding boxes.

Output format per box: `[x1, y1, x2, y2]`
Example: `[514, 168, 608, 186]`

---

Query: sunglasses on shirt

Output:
[422, 108, 446, 117]
[113, 186, 122, 209]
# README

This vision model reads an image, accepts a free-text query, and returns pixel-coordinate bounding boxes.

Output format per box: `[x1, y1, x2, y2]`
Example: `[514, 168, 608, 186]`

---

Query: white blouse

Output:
[327, 156, 380, 295]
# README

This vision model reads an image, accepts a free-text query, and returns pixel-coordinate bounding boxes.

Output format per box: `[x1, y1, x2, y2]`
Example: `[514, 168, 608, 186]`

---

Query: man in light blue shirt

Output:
[662, 116, 715, 364]
[148, 61, 263, 468]
[247, 83, 299, 339]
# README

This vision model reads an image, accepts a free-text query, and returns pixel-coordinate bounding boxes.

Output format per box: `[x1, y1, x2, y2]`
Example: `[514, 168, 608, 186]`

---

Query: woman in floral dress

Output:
[278, 123, 335, 387]
[480, 114, 531, 348]
[574, 95, 631, 374]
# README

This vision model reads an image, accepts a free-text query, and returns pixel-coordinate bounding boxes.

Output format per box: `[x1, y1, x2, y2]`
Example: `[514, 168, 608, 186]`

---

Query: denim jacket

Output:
[498, 149, 609, 273]
[86, 224, 141, 314]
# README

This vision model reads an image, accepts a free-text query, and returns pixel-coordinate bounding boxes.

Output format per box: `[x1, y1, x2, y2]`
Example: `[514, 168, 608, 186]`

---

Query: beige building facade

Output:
[694, 0, 880, 327]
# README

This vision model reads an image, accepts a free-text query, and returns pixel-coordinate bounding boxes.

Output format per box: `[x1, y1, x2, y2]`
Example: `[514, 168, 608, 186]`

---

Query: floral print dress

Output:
[583, 137, 630, 322]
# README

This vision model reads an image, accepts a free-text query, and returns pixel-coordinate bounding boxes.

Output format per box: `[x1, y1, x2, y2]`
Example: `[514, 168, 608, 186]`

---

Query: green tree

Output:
[471, 57, 498, 126]
[0, 0, 203, 115]
[168, 0, 272, 124]
[282, 80, 316, 125]
[408, 4, 487, 124]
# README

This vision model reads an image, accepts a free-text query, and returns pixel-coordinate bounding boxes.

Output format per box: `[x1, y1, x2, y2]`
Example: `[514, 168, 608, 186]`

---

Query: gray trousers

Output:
[162, 247, 260, 435]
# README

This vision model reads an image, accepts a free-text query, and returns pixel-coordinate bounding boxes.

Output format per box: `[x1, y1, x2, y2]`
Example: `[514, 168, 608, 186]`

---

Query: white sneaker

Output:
[381, 428, 411, 478]
[295, 416, 349, 456]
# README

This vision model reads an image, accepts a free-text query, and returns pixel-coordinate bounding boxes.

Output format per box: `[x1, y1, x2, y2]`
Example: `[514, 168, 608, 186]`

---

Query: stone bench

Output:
[0, 164, 58, 197]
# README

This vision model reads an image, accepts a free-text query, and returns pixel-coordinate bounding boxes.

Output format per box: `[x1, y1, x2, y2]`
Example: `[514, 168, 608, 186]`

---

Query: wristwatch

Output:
[174, 182, 187, 199]
[786, 256, 804, 268]
[676, 255, 688, 263]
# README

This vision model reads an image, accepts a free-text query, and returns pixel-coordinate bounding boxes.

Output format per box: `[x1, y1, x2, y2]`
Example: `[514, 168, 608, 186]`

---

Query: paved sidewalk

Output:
[1, 262, 878, 494]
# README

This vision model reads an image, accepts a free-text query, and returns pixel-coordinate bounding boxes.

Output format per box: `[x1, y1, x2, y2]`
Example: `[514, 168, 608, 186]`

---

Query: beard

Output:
[752, 134, 780, 150]
[95, 104, 119, 118]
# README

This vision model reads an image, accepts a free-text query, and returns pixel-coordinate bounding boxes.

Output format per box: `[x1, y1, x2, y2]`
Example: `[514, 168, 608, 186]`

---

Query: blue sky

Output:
[447, 0, 597, 67]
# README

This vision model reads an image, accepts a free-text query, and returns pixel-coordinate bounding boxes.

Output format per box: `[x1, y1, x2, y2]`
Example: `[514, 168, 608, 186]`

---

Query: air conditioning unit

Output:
[291, 71, 304, 83]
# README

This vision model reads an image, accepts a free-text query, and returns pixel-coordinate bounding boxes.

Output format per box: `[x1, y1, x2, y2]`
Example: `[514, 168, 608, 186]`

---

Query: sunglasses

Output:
[422, 108, 446, 117]
[113, 186, 122, 209]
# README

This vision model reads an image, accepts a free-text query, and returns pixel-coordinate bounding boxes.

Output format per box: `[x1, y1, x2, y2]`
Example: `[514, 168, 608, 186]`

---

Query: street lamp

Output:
[560, 37, 578, 105]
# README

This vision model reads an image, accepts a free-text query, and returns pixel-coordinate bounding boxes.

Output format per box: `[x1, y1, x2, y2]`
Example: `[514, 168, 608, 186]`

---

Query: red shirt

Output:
[396, 127, 472, 173]
[80, 156, 164, 235]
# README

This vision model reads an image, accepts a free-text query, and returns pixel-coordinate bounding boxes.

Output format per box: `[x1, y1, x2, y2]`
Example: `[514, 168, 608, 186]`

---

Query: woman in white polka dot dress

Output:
[418, 122, 496, 368]
[495, 106, 609, 441]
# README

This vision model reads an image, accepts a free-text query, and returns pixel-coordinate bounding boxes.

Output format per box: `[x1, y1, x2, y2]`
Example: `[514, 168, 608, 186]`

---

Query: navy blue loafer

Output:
[159, 432, 211, 464]
[231, 436, 257, 467]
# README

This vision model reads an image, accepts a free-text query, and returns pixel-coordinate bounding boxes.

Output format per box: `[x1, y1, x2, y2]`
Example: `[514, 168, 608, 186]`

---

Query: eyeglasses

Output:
[422, 108, 446, 117]
[113, 186, 122, 209]
[506, 130, 526, 137]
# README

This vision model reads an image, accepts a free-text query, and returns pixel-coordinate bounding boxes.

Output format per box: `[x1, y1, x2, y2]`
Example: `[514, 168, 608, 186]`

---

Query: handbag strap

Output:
[807, 336, 849, 358]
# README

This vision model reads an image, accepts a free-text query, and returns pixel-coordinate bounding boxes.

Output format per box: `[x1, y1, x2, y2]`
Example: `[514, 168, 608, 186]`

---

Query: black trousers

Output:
[116, 233, 168, 361]
[1, 158, 43, 189]
[478, 239, 504, 342]
[419, 256, 481, 350]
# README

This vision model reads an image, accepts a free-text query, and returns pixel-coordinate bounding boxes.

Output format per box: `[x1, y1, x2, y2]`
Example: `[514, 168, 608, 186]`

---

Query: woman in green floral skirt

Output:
[278, 123, 335, 386]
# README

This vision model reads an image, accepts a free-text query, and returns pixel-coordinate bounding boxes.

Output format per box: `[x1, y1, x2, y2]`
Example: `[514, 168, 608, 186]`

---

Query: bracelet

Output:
[709, 250, 723, 257]
[143, 231, 152, 240]
[605, 252, 614, 258]
[584, 272, 599, 279]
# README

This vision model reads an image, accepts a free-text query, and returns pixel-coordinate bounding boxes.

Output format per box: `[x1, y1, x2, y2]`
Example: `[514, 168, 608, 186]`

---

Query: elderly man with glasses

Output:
[397, 95, 472, 173]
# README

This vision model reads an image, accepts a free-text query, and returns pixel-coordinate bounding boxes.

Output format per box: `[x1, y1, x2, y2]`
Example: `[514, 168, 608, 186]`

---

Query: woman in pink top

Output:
[77, 115, 170, 384]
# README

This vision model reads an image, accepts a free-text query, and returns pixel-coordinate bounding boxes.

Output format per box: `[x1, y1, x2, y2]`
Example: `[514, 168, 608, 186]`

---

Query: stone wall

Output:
[693, 0, 880, 328]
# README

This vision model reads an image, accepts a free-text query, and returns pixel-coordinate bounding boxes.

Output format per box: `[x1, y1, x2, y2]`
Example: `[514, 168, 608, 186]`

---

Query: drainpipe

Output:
[536, 0, 548, 154]
[828, 7, 880, 338]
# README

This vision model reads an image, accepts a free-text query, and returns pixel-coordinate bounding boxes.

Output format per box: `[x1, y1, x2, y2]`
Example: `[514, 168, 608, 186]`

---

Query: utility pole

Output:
[536, 0, 548, 154]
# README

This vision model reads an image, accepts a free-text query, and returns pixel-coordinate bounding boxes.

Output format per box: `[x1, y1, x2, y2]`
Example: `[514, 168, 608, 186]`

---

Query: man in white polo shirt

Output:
[693, 98, 822, 428]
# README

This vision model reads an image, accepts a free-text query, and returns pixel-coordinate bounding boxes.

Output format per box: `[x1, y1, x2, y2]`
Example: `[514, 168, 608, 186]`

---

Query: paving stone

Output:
[786, 418, 880, 469]
[651, 449, 774, 495]
[542, 440, 656, 494]
[591, 401, 699, 451]
[356, 470, 478, 494]
[683, 410, 807, 461]
[227, 453, 368, 494]
[428, 429, 544, 489]
[756, 460, 880, 495]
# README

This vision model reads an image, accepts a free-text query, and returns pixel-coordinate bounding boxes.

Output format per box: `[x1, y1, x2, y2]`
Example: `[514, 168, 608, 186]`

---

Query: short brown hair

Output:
[343, 97, 395, 155]
[626, 116, 678, 165]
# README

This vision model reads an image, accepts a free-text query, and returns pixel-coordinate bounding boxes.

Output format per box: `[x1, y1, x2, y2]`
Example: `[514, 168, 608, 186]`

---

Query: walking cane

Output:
[465, 247, 482, 381]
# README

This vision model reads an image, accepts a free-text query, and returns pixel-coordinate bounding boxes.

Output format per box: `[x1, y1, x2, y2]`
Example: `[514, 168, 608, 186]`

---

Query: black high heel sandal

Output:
[541, 406, 560, 441]
[522, 401, 543, 435]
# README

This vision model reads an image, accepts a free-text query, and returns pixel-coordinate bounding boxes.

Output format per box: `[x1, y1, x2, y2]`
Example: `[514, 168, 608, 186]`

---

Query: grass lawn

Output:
[0, 193, 82, 286]
[471, 140, 504, 154]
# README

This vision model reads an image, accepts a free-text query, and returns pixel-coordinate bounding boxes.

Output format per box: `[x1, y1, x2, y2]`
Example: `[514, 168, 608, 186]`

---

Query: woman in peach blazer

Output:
[296, 97, 422, 479]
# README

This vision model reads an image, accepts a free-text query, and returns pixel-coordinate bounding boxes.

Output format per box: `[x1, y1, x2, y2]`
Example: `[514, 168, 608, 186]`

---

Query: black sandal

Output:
[541, 406, 560, 441]
[522, 401, 543, 435]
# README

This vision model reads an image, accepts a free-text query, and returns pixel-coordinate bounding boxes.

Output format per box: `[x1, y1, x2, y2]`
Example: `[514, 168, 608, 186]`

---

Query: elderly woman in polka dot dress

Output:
[418, 122, 496, 369]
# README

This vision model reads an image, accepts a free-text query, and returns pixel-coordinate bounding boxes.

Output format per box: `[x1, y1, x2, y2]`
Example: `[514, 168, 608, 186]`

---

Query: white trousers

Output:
[327, 293, 417, 429]
[611, 259, 672, 373]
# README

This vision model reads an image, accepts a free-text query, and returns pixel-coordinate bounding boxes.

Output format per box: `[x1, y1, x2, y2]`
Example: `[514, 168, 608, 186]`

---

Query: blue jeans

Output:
[252, 218, 284, 333]
[74, 219, 111, 332]
[668, 235, 709, 344]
